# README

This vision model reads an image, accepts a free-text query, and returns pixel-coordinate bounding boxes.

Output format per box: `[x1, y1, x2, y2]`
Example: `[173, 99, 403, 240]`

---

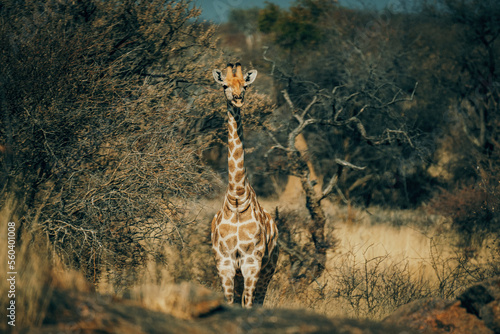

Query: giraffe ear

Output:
[243, 70, 257, 86]
[213, 69, 225, 85]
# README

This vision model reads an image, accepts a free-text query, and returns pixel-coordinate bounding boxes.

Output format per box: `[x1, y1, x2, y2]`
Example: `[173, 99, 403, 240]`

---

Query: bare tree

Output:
[262, 77, 417, 278]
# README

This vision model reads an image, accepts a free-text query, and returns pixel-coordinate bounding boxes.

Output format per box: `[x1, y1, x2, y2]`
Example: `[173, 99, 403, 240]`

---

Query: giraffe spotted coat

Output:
[211, 63, 279, 308]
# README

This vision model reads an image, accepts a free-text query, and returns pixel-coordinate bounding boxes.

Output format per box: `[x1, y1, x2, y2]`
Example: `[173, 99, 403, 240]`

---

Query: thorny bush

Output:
[0, 0, 218, 282]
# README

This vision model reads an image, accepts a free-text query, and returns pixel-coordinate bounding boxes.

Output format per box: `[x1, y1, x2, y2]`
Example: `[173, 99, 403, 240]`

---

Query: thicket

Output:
[0, 0, 219, 282]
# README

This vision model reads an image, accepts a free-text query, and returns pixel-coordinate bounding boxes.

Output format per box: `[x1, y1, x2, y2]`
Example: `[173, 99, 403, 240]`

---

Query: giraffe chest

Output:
[213, 211, 266, 257]
[218, 217, 261, 243]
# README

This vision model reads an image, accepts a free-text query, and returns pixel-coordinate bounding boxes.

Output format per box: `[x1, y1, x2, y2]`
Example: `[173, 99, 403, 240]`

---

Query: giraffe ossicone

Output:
[211, 63, 279, 308]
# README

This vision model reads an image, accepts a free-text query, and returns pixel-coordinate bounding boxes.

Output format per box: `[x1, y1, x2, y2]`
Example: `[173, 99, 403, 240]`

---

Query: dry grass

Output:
[262, 199, 500, 319]
[103, 194, 499, 321]
[2, 193, 499, 330]
[0, 196, 94, 331]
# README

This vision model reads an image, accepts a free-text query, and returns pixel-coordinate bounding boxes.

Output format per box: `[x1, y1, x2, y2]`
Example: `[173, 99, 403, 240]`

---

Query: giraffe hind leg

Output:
[254, 247, 279, 305]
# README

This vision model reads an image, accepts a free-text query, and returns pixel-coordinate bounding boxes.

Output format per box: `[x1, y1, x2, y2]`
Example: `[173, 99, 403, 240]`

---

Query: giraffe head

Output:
[213, 63, 257, 108]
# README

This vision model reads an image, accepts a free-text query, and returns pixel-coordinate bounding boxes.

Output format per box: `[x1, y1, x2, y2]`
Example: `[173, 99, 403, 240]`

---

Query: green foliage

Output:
[228, 7, 261, 34]
[258, 3, 281, 34]
[258, 0, 336, 49]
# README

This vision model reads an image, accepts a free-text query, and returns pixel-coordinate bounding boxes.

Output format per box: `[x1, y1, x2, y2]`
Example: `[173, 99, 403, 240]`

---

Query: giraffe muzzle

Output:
[232, 99, 244, 107]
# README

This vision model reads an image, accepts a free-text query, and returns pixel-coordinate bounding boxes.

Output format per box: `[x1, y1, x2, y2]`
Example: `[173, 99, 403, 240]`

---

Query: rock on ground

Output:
[384, 277, 500, 334]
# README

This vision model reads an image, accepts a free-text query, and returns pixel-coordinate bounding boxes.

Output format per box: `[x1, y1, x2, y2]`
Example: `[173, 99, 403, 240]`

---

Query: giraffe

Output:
[211, 63, 279, 308]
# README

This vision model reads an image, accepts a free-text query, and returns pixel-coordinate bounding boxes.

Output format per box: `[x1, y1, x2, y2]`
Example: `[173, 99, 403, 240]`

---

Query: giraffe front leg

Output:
[218, 261, 236, 305]
[241, 261, 261, 308]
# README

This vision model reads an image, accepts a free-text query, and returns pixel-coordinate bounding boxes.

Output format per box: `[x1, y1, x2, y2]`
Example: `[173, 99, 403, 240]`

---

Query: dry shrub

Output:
[274, 208, 331, 281]
[327, 246, 431, 319]
[428, 185, 499, 243]
[0, 0, 219, 283]
[265, 203, 500, 320]
[99, 198, 222, 296]
[428, 234, 500, 299]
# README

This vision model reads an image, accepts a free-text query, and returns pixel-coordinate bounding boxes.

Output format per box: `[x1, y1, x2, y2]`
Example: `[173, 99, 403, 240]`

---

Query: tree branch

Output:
[320, 159, 366, 201]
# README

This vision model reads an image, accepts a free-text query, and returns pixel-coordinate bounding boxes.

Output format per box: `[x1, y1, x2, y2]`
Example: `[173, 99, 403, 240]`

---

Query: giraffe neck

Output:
[226, 103, 250, 206]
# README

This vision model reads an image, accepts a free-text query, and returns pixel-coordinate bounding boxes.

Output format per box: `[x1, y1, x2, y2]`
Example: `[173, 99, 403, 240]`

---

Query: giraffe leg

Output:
[240, 260, 261, 308]
[254, 246, 279, 305]
[217, 260, 237, 305]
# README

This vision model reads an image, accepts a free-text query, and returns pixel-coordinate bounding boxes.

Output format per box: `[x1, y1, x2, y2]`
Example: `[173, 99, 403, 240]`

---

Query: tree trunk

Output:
[285, 144, 331, 278]
[281, 133, 322, 202]
[300, 173, 330, 277]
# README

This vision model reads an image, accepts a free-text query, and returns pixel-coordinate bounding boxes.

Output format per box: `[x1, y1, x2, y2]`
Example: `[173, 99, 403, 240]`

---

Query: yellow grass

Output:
[1, 191, 497, 329]
[0, 196, 50, 329]
[259, 196, 498, 319]
[117, 193, 498, 320]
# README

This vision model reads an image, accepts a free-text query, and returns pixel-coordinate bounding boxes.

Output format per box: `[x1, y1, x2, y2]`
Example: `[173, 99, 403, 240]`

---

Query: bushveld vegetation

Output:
[1, 0, 499, 329]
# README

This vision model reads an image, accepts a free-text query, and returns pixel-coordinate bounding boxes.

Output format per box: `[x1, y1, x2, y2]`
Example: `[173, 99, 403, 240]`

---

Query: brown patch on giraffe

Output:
[239, 203, 252, 222]
[245, 278, 254, 286]
[238, 228, 250, 241]
[250, 268, 257, 276]
[228, 158, 236, 171]
[213, 229, 219, 245]
[255, 250, 263, 258]
[219, 223, 236, 236]
[239, 242, 255, 253]
[236, 160, 244, 169]
[235, 186, 246, 197]
[232, 148, 243, 161]
[223, 204, 232, 220]
[241, 221, 258, 236]
[246, 257, 255, 264]
[234, 170, 245, 183]
[226, 236, 237, 250]
[219, 241, 228, 256]
[228, 121, 236, 135]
